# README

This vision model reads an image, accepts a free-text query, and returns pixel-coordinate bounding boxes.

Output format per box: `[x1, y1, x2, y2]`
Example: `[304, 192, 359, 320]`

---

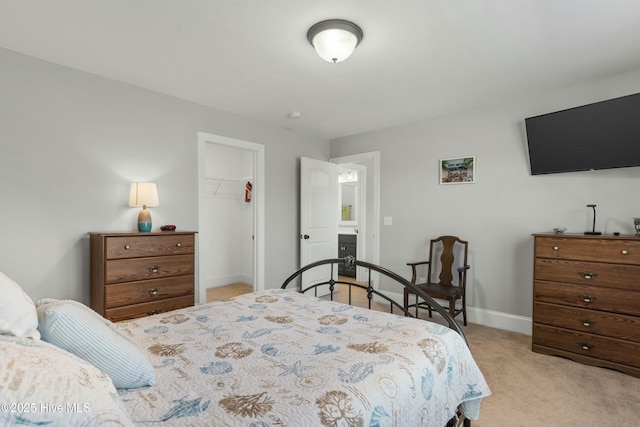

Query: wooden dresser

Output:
[532, 233, 640, 377]
[90, 231, 196, 322]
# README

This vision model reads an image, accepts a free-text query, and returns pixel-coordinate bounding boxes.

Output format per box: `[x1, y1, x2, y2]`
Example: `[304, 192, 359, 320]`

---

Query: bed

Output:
[1, 258, 490, 427]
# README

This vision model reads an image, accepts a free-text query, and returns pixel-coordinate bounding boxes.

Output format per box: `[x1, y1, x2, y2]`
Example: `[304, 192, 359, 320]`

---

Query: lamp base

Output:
[137, 207, 152, 232]
[584, 231, 602, 235]
[138, 222, 152, 232]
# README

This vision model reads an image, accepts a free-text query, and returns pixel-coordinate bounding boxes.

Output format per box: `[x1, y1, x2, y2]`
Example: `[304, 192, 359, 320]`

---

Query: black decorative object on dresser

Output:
[532, 233, 640, 377]
[89, 231, 196, 322]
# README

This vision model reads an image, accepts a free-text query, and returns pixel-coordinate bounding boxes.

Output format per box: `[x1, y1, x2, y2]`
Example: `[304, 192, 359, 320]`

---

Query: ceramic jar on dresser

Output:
[89, 231, 196, 322]
[532, 233, 640, 377]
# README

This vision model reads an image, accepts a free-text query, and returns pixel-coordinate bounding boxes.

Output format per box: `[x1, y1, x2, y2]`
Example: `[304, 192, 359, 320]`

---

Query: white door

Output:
[300, 157, 338, 292]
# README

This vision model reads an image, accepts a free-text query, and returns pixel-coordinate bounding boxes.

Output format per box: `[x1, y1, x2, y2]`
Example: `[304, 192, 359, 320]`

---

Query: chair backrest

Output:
[428, 235, 468, 287]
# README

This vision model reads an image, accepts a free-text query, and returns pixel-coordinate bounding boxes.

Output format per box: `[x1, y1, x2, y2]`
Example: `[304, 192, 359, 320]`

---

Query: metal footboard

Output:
[280, 256, 466, 343]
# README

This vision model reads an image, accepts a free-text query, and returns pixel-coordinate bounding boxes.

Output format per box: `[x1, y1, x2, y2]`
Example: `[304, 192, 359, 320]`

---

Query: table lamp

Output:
[129, 182, 159, 232]
[584, 204, 601, 235]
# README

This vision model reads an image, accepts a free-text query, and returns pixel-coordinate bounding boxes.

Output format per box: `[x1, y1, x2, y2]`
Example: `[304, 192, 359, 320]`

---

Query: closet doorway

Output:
[197, 132, 265, 304]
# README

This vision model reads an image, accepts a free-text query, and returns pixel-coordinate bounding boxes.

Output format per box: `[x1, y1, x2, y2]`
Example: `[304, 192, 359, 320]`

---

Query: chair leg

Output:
[449, 298, 455, 322]
[462, 297, 467, 326]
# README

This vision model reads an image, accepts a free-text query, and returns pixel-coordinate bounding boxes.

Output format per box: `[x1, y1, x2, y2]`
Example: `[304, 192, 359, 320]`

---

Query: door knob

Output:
[302, 234, 310, 240]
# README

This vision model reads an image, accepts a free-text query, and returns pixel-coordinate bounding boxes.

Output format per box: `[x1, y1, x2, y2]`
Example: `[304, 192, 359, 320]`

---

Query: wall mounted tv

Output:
[525, 92, 640, 175]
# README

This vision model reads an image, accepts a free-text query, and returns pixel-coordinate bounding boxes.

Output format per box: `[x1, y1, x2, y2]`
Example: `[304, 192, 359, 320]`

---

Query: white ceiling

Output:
[1, 1, 640, 140]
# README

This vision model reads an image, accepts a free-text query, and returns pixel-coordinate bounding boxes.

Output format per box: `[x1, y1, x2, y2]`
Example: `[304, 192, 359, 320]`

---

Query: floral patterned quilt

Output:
[116, 289, 490, 427]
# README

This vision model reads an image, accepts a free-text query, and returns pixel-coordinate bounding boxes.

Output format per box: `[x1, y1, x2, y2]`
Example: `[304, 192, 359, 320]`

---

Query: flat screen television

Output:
[525, 92, 640, 175]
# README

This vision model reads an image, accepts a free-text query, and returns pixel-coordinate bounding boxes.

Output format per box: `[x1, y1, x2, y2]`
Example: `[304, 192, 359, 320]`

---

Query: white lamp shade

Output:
[129, 182, 159, 207]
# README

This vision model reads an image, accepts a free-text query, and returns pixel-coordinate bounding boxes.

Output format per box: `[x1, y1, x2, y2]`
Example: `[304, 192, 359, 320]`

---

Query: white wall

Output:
[202, 143, 254, 288]
[330, 68, 640, 331]
[0, 48, 328, 303]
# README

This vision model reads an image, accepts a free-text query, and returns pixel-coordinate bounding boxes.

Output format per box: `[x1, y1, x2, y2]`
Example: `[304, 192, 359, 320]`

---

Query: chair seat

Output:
[409, 282, 461, 299]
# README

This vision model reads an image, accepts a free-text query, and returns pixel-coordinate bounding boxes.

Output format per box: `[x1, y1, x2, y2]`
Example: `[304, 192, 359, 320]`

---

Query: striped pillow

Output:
[36, 299, 155, 389]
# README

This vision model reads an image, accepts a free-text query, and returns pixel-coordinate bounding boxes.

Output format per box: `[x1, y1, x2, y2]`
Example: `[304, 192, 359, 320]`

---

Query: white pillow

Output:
[0, 334, 134, 426]
[0, 270, 40, 340]
[37, 299, 156, 389]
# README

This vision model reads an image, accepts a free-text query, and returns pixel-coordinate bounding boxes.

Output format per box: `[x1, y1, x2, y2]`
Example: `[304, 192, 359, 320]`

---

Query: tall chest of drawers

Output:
[90, 231, 196, 322]
[532, 233, 640, 377]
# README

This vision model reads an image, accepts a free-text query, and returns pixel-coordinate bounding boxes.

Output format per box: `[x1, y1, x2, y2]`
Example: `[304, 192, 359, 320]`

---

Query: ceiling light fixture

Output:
[307, 19, 363, 63]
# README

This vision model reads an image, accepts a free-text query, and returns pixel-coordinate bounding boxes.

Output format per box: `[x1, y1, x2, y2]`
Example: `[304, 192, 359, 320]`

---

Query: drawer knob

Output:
[148, 287, 160, 296]
[581, 319, 593, 327]
[579, 294, 595, 303]
[148, 310, 160, 315]
[124, 244, 130, 250]
[578, 272, 597, 280]
[176, 242, 182, 248]
[552, 246, 559, 251]
[621, 249, 628, 255]
[148, 266, 160, 273]
[579, 343, 593, 351]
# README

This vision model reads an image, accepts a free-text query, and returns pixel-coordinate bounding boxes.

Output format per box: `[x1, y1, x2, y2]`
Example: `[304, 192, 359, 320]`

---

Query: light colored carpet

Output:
[208, 283, 640, 426]
[464, 323, 640, 427]
[206, 283, 253, 301]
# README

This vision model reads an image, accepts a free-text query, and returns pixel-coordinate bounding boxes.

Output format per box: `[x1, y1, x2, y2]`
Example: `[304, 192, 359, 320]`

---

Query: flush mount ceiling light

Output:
[307, 19, 363, 63]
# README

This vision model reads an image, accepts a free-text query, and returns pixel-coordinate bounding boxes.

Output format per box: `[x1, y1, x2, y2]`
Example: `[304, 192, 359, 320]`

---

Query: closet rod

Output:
[205, 177, 242, 183]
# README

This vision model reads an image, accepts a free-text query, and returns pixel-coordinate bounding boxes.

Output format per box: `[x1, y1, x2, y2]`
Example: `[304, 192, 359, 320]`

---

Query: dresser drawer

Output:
[534, 281, 640, 316]
[534, 302, 640, 343]
[533, 324, 640, 367]
[535, 237, 640, 264]
[105, 254, 194, 284]
[104, 275, 194, 309]
[534, 258, 640, 290]
[106, 234, 194, 259]
[105, 295, 194, 322]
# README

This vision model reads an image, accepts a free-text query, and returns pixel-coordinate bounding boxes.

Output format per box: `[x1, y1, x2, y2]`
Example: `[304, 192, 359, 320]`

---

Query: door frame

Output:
[197, 132, 265, 303]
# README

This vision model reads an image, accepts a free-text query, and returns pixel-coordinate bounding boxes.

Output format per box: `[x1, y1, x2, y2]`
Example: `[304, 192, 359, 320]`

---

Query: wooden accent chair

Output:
[404, 235, 470, 325]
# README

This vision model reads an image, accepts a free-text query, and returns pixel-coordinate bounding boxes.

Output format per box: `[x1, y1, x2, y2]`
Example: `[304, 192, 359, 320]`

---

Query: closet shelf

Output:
[205, 177, 250, 200]
[206, 177, 242, 183]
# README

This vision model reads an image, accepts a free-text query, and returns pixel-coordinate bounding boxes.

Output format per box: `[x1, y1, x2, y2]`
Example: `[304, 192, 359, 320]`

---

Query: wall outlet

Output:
[419, 277, 426, 283]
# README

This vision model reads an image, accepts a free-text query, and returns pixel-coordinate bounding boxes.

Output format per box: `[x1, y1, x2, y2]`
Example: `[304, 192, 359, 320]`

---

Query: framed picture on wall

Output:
[440, 156, 476, 184]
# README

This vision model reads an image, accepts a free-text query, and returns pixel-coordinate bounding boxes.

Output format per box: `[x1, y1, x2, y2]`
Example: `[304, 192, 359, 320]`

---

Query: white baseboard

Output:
[467, 306, 531, 336]
[239, 273, 254, 287]
[376, 290, 532, 336]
